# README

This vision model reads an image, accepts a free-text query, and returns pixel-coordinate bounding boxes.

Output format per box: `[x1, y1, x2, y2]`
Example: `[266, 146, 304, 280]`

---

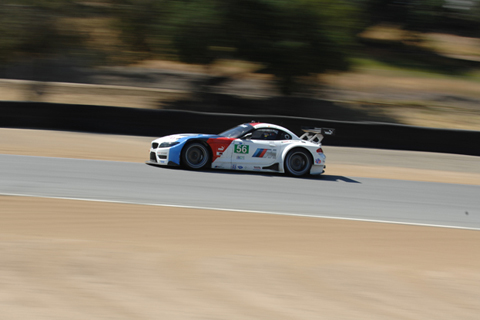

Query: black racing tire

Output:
[181, 142, 211, 170]
[284, 148, 312, 177]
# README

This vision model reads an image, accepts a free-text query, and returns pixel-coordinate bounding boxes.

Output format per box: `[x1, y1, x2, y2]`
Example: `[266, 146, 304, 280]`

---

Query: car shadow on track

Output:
[146, 163, 361, 183]
[319, 175, 361, 183]
[210, 170, 361, 183]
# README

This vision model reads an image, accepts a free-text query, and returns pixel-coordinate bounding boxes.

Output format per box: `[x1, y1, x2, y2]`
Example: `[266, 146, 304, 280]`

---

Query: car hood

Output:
[152, 133, 219, 144]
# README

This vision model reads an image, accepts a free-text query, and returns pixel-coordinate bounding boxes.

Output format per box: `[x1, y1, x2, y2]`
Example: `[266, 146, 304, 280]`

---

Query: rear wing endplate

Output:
[300, 127, 335, 144]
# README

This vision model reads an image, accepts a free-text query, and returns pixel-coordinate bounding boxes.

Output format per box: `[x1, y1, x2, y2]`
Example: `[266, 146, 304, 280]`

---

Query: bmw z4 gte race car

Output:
[146, 122, 335, 177]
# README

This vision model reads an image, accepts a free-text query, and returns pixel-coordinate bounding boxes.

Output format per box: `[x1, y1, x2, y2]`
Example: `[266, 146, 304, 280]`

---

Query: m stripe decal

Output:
[253, 149, 268, 157]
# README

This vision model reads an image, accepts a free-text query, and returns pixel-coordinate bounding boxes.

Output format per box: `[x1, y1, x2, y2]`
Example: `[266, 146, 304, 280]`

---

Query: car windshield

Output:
[218, 124, 253, 138]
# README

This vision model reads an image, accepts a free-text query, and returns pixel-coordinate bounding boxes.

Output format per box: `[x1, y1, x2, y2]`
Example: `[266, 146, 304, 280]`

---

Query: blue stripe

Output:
[168, 135, 220, 165]
[252, 149, 264, 157]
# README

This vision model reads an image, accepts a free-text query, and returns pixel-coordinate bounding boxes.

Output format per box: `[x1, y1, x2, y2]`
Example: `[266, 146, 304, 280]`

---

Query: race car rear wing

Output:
[300, 127, 335, 144]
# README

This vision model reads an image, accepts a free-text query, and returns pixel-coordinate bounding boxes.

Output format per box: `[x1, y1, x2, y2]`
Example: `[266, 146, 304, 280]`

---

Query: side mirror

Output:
[242, 133, 252, 139]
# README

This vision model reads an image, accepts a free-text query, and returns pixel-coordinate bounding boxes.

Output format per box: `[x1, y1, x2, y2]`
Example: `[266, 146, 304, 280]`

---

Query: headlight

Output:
[159, 141, 180, 148]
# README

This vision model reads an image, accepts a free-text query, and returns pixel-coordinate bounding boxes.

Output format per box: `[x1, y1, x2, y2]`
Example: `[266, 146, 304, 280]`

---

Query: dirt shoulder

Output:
[2, 128, 479, 185]
[1, 196, 480, 320]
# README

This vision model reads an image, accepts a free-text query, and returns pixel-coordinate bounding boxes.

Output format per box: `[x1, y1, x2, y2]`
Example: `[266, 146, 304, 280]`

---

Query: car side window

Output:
[251, 129, 278, 140]
[279, 131, 292, 140]
[250, 129, 292, 140]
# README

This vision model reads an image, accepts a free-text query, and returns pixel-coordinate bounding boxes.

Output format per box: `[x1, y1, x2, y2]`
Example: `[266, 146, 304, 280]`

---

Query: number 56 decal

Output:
[234, 144, 249, 154]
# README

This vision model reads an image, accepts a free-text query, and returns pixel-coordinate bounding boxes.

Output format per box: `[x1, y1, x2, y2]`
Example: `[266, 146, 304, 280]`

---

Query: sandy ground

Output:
[1, 128, 480, 319]
[2, 197, 480, 320]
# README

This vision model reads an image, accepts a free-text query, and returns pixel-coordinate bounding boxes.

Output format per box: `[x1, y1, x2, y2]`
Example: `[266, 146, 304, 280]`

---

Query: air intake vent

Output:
[150, 152, 157, 162]
[152, 142, 159, 149]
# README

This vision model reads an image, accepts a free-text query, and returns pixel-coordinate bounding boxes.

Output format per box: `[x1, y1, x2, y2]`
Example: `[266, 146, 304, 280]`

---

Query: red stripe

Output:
[207, 138, 235, 162]
[259, 149, 268, 157]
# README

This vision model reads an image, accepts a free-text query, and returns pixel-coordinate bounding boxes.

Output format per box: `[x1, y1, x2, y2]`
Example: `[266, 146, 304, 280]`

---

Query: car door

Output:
[231, 129, 281, 170]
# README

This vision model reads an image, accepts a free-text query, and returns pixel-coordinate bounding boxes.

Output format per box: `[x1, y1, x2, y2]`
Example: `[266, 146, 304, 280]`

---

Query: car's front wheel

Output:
[284, 149, 312, 176]
[181, 142, 211, 170]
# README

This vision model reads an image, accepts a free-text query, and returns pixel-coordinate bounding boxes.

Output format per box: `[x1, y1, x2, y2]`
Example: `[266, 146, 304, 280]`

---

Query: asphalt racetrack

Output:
[1, 154, 479, 230]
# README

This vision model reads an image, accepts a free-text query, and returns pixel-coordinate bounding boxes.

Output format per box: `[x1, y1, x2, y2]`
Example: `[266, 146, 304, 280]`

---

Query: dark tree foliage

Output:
[111, 0, 168, 54]
[0, 1, 87, 63]
[360, 0, 480, 34]
[223, 0, 358, 94]
[111, 0, 360, 94]
[168, 0, 225, 65]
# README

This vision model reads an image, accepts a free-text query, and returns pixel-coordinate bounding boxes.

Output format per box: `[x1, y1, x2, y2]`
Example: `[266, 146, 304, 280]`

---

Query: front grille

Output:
[152, 142, 159, 149]
[158, 155, 167, 159]
[150, 152, 157, 162]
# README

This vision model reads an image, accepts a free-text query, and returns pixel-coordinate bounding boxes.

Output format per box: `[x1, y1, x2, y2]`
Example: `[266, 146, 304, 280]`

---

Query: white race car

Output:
[146, 122, 334, 176]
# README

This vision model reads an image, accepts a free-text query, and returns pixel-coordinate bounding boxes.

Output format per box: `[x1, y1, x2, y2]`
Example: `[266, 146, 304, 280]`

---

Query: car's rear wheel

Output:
[284, 149, 312, 176]
[181, 142, 211, 170]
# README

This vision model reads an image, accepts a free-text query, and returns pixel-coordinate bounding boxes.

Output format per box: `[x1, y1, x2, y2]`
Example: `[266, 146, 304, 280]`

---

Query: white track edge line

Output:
[2, 192, 479, 231]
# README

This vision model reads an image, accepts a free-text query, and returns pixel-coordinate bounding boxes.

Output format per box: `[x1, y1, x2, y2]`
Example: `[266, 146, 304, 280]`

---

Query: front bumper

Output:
[147, 147, 182, 167]
[145, 159, 180, 167]
[148, 141, 185, 166]
[148, 150, 169, 165]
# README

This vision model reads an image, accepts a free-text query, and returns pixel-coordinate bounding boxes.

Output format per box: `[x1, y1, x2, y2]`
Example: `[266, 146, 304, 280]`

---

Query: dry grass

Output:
[359, 24, 480, 60]
[423, 33, 480, 61]
[0, 79, 191, 108]
[321, 71, 480, 130]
